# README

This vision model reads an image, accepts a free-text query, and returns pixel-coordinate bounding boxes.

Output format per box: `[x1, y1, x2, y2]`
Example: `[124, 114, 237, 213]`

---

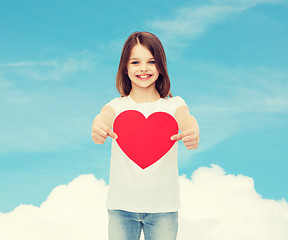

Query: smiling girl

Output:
[92, 31, 199, 240]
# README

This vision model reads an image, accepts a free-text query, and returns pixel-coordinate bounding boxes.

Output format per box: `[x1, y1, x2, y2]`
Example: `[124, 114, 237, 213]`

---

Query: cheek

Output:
[127, 65, 136, 75]
[127, 67, 133, 78]
[153, 65, 160, 74]
[154, 67, 160, 77]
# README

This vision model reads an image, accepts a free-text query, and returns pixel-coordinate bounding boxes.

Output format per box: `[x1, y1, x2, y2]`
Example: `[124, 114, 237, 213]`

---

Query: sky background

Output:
[0, 0, 288, 238]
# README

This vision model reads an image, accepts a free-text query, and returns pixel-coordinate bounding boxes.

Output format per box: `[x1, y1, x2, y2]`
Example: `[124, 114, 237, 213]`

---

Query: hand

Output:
[170, 129, 199, 150]
[92, 122, 118, 144]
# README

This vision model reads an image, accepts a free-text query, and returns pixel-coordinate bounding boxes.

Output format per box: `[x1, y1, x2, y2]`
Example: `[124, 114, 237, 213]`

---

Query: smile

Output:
[136, 74, 152, 79]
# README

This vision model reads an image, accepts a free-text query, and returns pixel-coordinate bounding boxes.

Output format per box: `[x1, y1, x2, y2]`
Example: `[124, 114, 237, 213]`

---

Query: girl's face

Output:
[127, 44, 159, 92]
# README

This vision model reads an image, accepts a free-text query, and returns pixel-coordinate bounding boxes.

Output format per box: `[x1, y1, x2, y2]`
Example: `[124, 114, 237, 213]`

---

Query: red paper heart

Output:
[113, 110, 178, 169]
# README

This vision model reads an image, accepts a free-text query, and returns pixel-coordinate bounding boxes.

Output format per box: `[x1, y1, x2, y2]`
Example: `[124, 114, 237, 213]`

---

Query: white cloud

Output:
[1, 165, 288, 240]
[1, 61, 58, 67]
[150, 5, 237, 41]
[149, 0, 286, 42]
[182, 65, 288, 154]
[0, 88, 94, 153]
[0, 52, 97, 82]
[0, 175, 109, 240]
[0, 52, 103, 154]
[210, 0, 286, 9]
[146, 0, 288, 154]
[178, 165, 288, 239]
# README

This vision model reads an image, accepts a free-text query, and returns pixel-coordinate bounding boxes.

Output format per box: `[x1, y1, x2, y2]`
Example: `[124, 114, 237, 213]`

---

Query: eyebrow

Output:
[129, 57, 155, 60]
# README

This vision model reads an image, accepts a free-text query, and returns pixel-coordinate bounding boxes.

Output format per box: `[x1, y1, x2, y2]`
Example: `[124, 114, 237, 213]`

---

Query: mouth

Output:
[136, 74, 152, 80]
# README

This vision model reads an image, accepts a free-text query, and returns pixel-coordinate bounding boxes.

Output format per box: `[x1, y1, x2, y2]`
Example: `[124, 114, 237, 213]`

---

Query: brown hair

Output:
[116, 31, 172, 98]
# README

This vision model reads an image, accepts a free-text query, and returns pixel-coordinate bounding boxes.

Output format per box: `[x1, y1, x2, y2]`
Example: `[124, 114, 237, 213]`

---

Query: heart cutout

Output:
[113, 110, 178, 169]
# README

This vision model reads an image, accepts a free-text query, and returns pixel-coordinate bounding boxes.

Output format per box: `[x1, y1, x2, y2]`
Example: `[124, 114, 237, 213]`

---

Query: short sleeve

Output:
[172, 96, 187, 109]
[105, 97, 121, 114]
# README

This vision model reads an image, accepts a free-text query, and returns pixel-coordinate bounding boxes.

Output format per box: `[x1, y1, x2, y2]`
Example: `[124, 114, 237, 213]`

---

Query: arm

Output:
[91, 105, 118, 144]
[171, 105, 199, 150]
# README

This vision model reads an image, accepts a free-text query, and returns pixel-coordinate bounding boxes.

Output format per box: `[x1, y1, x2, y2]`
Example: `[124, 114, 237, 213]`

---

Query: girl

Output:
[92, 31, 199, 240]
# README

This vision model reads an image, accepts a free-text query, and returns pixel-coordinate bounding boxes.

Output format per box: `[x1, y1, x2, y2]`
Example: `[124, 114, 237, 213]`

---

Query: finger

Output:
[93, 127, 108, 138]
[92, 135, 106, 144]
[107, 128, 118, 140]
[187, 143, 199, 150]
[185, 139, 199, 146]
[183, 140, 199, 148]
[170, 133, 183, 141]
[182, 135, 197, 143]
[194, 129, 200, 142]
[185, 137, 199, 149]
[92, 126, 110, 144]
[183, 137, 198, 145]
[171, 129, 194, 141]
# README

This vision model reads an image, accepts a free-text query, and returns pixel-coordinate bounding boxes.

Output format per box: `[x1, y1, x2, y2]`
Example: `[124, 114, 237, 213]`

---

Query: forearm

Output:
[91, 105, 117, 144]
[178, 115, 199, 133]
[175, 105, 199, 132]
[173, 105, 200, 149]
[92, 105, 115, 130]
[93, 112, 113, 130]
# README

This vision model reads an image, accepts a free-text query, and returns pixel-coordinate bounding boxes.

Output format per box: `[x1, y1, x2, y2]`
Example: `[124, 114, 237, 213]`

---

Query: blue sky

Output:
[0, 0, 287, 213]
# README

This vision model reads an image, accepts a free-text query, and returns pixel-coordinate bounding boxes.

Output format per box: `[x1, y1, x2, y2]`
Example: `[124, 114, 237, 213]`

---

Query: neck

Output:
[129, 87, 161, 103]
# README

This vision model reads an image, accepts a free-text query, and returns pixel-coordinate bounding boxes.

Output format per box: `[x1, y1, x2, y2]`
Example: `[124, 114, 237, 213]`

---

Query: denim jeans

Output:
[108, 209, 178, 240]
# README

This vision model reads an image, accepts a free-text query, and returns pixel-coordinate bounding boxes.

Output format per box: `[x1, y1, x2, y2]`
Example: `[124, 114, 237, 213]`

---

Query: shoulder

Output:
[157, 96, 187, 116]
[106, 96, 128, 107]
[164, 96, 187, 106]
[104, 96, 130, 116]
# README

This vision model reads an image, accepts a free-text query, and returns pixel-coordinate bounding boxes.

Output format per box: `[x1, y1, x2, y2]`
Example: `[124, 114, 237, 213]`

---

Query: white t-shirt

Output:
[105, 95, 187, 213]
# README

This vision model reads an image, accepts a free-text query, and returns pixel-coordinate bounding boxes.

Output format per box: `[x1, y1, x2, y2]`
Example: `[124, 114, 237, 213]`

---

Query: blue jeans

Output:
[108, 209, 178, 240]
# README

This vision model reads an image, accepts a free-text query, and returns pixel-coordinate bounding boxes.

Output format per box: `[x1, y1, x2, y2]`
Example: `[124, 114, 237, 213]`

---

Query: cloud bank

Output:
[1, 165, 287, 240]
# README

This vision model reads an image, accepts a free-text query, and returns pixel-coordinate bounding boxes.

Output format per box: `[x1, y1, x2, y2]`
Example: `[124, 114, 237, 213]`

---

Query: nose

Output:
[140, 63, 148, 72]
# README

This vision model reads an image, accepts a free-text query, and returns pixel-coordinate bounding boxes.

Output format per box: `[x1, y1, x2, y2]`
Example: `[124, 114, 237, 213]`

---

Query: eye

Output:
[149, 60, 155, 64]
[131, 61, 139, 65]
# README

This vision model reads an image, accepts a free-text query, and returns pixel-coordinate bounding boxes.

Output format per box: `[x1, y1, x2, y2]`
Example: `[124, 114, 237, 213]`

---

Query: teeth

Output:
[137, 75, 151, 78]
